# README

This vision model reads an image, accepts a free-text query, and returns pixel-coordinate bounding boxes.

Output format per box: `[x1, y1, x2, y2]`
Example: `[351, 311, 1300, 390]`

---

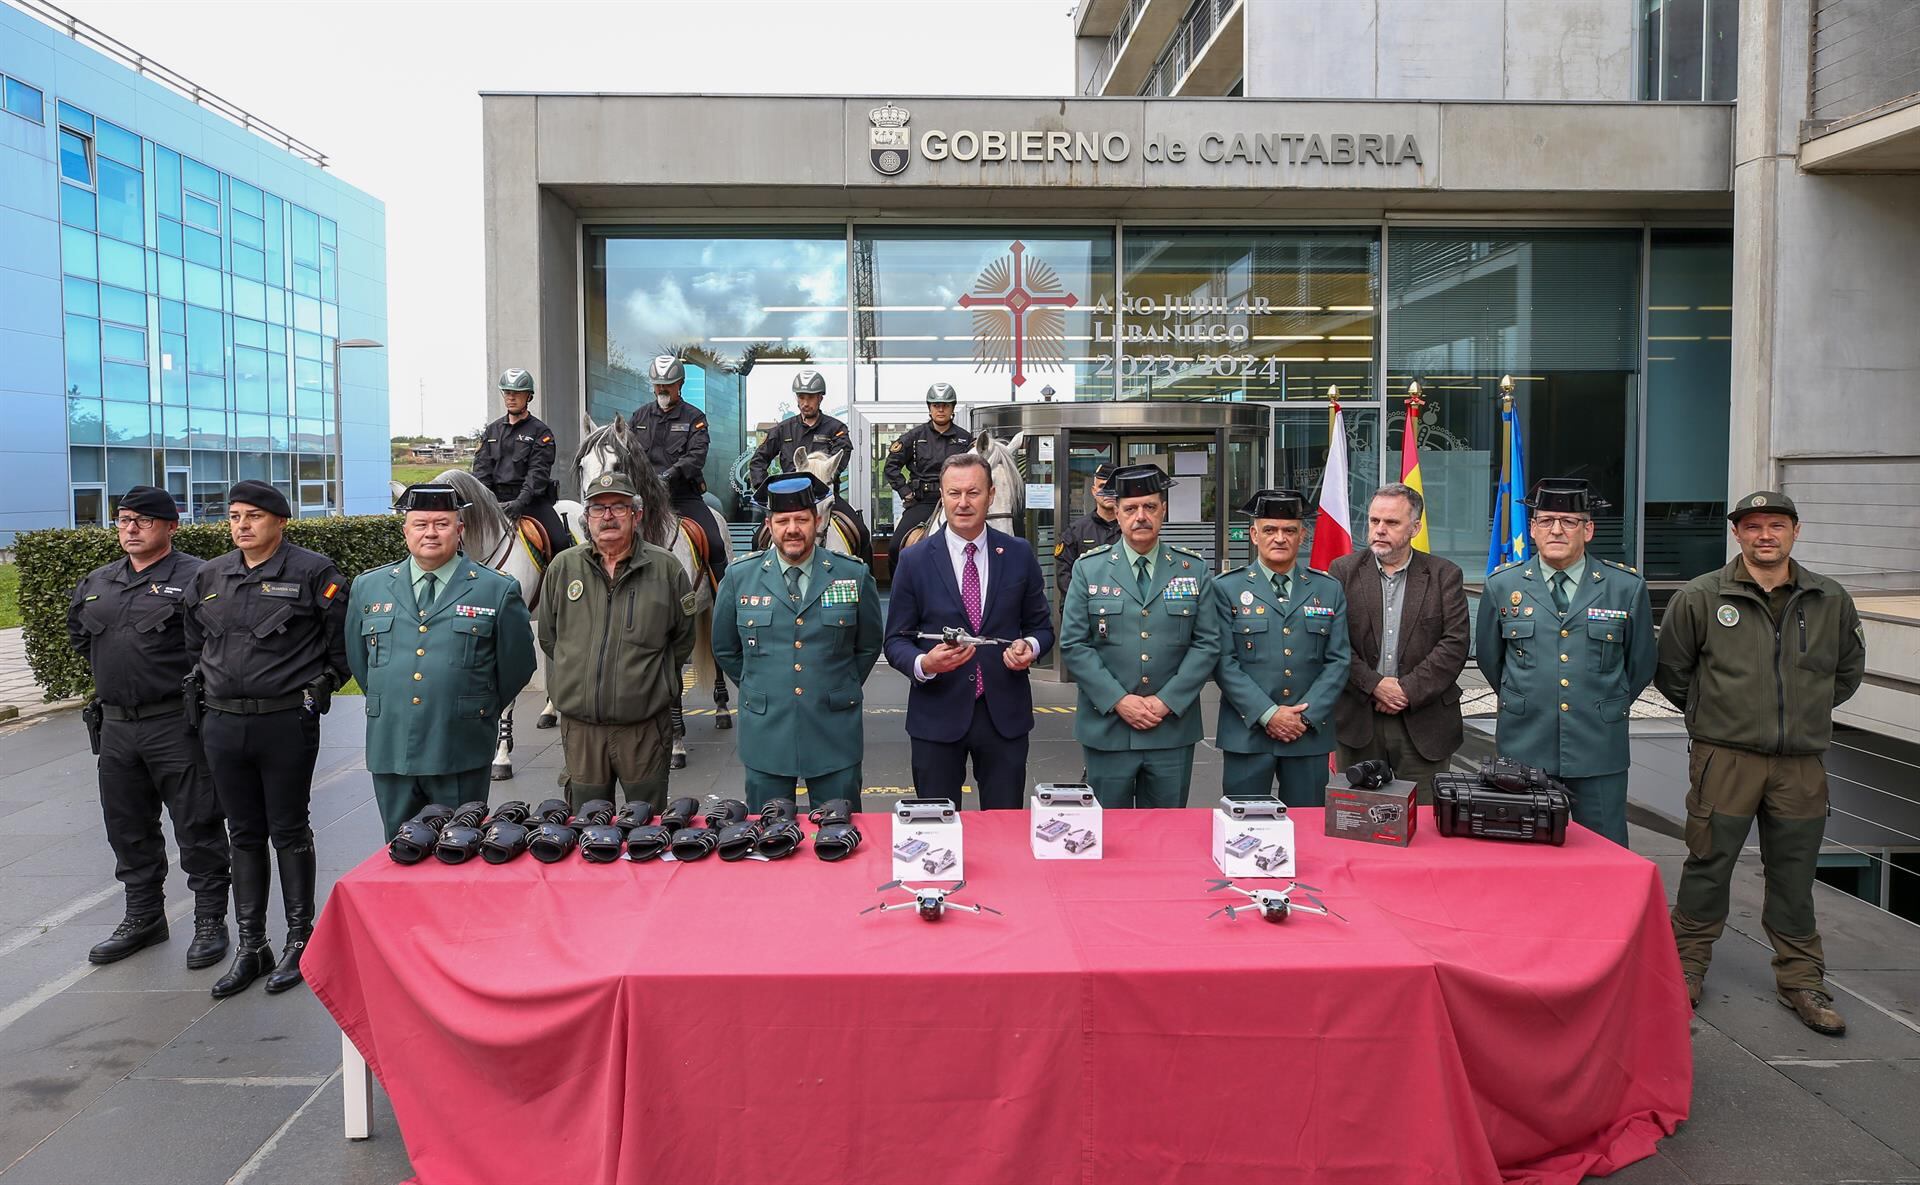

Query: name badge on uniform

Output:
[260, 582, 301, 599]
[454, 605, 496, 618]
[821, 579, 860, 606]
[1302, 604, 1336, 618]
[148, 583, 183, 596]
[669, 423, 691, 433]
[1162, 577, 1199, 601]
[1587, 607, 1628, 621]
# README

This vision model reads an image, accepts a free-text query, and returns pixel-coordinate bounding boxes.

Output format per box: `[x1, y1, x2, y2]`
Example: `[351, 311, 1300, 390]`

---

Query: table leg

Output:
[342, 1030, 373, 1140]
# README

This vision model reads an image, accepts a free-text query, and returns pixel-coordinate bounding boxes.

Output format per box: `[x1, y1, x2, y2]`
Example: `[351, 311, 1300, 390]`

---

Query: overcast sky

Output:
[64, 0, 1077, 438]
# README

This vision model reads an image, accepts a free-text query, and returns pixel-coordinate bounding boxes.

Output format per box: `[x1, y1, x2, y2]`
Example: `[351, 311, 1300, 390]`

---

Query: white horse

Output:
[555, 413, 732, 769]
[387, 470, 559, 781]
[751, 446, 871, 564]
[909, 429, 1028, 542]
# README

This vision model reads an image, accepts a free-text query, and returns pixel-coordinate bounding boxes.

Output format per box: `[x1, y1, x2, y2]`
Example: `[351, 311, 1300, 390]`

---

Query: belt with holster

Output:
[205, 693, 306, 715]
[101, 700, 185, 722]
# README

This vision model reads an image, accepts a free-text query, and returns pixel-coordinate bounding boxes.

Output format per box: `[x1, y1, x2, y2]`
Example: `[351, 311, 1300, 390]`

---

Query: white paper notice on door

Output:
[1025, 483, 1055, 510]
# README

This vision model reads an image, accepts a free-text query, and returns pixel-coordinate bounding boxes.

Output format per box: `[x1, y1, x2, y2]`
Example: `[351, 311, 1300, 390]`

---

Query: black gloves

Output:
[813, 822, 862, 862]
[435, 825, 484, 865]
[614, 801, 655, 832]
[489, 800, 532, 826]
[756, 819, 805, 860]
[670, 827, 720, 862]
[575, 799, 616, 828]
[388, 804, 454, 865]
[660, 797, 700, 832]
[528, 823, 578, 863]
[809, 798, 855, 826]
[481, 821, 530, 864]
[624, 824, 672, 862]
[760, 798, 798, 824]
[716, 821, 760, 862]
[579, 825, 625, 863]
[532, 798, 572, 826]
[703, 798, 749, 830]
[450, 801, 490, 829]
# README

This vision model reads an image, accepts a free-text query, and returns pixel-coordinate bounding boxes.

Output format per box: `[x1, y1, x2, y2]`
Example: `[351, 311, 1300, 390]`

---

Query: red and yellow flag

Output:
[1402, 390, 1432, 553]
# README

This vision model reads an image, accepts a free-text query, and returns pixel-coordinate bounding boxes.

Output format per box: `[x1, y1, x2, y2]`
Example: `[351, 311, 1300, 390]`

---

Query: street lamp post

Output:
[332, 337, 383, 514]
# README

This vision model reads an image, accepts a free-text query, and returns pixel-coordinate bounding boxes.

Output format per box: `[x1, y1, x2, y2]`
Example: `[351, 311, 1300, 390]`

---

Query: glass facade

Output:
[1642, 0, 1739, 101]
[581, 221, 1728, 584]
[55, 101, 343, 526]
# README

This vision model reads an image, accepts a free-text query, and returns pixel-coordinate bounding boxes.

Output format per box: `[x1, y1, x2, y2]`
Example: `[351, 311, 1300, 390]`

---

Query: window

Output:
[96, 120, 141, 166]
[59, 129, 94, 187]
[3, 75, 44, 124]
[1643, 0, 1737, 101]
[1644, 229, 1732, 582]
[96, 158, 144, 244]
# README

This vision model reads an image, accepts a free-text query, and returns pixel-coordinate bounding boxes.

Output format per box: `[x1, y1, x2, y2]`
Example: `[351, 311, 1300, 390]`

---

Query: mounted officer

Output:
[630, 354, 729, 581]
[884, 383, 973, 568]
[471, 367, 567, 560]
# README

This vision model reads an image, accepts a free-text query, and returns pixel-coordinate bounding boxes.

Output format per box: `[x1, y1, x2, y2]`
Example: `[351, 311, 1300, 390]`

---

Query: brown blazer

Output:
[1327, 549, 1470, 761]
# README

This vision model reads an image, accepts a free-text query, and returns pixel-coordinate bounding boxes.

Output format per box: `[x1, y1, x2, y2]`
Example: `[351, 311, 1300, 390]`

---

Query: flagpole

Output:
[1403, 380, 1431, 553]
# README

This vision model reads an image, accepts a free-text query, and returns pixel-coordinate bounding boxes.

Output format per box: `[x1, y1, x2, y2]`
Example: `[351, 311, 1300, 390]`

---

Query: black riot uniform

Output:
[630, 396, 729, 574]
[183, 480, 349, 998]
[749, 412, 870, 563]
[68, 529, 232, 967]
[471, 410, 568, 557]
[884, 418, 973, 567]
[1055, 507, 1122, 600]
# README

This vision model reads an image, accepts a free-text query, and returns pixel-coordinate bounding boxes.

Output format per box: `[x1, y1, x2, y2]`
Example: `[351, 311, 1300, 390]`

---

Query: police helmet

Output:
[498, 368, 535, 394]
[792, 369, 827, 397]
[648, 356, 685, 386]
[925, 383, 958, 405]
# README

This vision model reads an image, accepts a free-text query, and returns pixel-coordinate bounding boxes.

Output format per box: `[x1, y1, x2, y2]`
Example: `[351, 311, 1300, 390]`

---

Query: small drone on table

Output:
[915, 628, 1017, 648]
[862, 879, 1003, 922]
[1206, 879, 1346, 924]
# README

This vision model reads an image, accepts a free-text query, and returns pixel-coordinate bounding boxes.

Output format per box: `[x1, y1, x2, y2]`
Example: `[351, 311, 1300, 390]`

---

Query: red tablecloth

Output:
[306, 809, 1691, 1185]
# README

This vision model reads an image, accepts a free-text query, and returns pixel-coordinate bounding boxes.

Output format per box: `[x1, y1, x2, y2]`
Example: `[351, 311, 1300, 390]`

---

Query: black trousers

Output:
[200, 708, 322, 851]
[909, 698, 1029, 810]
[890, 500, 938, 568]
[671, 493, 728, 578]
[522, 497, 571, 560]
[97, 713, 230, 916]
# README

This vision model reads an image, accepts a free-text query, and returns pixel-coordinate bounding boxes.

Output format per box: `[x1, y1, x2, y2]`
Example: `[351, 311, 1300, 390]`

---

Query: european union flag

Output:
[1487, 397, 1528, 574]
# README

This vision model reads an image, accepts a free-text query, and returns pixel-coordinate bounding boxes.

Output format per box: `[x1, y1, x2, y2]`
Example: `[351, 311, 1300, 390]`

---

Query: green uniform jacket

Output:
[344, 555, 536, 776]
[1060, 542, 1221, 751]
[711, 548, 883, 778]
[1476, 556, 1655, 778]
[535, 541, 696, 725]
[1212, 564, 1351, 756]
[1654, 558, 1865, 755]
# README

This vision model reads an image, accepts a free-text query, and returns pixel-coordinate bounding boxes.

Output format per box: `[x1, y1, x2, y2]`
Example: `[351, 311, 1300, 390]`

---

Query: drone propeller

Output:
[1300, 892, 1348, 922]
[977, 903, 1003, 916]
[1205, 879, 1235, 893]
[949, 880, 966, 894]
[876, 879, 903, 893]
[1292, 881, 1325, 893]
[858, 903, 885, 915]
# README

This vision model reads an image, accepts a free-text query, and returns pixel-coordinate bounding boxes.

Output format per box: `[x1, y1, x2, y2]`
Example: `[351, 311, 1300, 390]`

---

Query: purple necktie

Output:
[963, 541, 984, 699]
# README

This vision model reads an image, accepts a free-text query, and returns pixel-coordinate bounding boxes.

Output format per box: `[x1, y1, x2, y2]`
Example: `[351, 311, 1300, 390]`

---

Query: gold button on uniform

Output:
[1141, 632, 1149, 639]
[413, 672, 423, 681]
[1561, 703, 1570, 711]
[794, 687, 803, 696]
[793, 664, 803, 672]
[1282, 627, 1291, 635]
[1284, 648, 1292, 656]
[1560, 678, 1569, 687]
[1560, 629, 1570, 638]
[416, 648, 426, 656]
[794, 641, 803, 649]
[1560, 654, 1569, 663]
[795, 618, 804, 626]
[419, 625, 428, 634]
[1141, 654, 1150, 661]
[411, 696, 421, 705]
[1284, 669, 1292, 677]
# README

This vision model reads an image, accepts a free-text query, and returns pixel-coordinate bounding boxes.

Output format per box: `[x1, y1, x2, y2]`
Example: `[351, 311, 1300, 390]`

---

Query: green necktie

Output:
[420, 571, 437, 612]
[1272, 571, 1290, 603]
[784, 566, 803, 602]
[1550, 571, 1569, 614]
[1134, 554, 1150, 600]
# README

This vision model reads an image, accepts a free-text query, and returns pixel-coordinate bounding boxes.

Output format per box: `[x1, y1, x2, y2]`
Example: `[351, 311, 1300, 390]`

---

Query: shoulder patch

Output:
[1170, 545, 1204, 558]
[680, 591, 697, 615]
[1490, 559, 1524, 576]
[1082, 544, 1113, 558]
[1602, 558, 1640, 575]
[1307, 566, 1331, 577]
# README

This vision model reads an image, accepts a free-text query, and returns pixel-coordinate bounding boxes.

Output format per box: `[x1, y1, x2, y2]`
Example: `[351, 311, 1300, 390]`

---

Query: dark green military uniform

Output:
[1476, 554, 1655, 844]
[1657, 492, 1866, 1015]
[344, 554, 537, 839]
[712, 545, 883, 810]
[1212, 561, 1352, 806]
[1060, 541, 1221, 808]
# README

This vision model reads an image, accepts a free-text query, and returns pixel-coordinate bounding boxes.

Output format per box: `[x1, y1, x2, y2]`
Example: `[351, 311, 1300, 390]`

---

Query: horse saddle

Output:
[517, 517, 555, 568]
[679, 517, 713, 572]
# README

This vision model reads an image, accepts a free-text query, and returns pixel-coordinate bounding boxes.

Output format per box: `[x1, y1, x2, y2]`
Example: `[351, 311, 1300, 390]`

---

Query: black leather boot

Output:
[212, 846, 275, 999]
[89, 911, 168, 965]
[264, 838, 317, 995]
[185, 911, 230, 970]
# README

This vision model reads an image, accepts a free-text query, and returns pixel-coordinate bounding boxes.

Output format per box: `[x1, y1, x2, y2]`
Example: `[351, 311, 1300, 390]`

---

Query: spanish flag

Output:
[1401, 397, 1431, 553]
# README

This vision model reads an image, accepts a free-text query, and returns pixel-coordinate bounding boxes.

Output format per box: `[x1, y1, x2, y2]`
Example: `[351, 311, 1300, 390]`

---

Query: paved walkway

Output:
[0, 628, 55, 722]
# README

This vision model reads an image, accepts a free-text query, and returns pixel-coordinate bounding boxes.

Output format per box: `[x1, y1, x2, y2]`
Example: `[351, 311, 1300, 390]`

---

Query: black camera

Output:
[1345, 759, 1395, 790]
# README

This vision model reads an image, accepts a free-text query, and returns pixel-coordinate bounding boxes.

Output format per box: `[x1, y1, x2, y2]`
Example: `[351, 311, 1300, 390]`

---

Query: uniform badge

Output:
[1716, 605, 1739, 627]
[1523, 607, 1534, 616]
[1510, 591, 1523, 606]
[597, 475, 615, 489]
[822, 579, 861, 606]
[680, 592, 697, 615]
[1087, 582, 1097, 595]
[1240, 590, 1254, 606]
[1750, 495, 1767, 507]
[567, 579, 584, 602]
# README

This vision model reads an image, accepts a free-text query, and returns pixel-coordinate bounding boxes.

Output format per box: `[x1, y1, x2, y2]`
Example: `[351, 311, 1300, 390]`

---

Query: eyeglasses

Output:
[585, 504, 636, 520]
[114, 516, 161, 529]
[1533, 515, 1590, 533]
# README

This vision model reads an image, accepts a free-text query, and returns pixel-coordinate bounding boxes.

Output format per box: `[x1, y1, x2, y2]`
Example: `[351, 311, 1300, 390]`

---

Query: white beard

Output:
[656, 396, 675, 410]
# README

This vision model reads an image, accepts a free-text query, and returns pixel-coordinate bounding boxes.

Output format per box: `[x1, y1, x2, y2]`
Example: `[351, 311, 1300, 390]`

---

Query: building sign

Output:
[960, 241, 1079, 388]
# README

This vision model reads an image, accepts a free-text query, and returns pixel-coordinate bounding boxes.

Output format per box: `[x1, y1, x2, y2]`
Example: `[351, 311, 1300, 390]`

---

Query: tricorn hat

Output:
[1107, 463, 1174, 500]
[1240, 488, 1309, 521]
[1524, 478, 1608, 515]
[758, 473, 829, 513]
[394, 483, 470, 514]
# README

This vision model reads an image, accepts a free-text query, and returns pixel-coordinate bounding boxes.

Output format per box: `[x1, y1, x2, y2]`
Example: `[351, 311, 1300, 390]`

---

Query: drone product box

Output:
[892, 797, 963, 882]
[1030, 783, 1102, 860]
[1212, 796, 1295, 879]
[1324, 778, 1418, 847]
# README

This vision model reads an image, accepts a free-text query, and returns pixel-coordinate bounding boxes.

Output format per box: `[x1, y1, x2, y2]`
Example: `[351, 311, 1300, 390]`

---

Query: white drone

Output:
[1205, 878, 1346, 924]
[915, 627, 1017, 648]
[862, 879, 1003, 922]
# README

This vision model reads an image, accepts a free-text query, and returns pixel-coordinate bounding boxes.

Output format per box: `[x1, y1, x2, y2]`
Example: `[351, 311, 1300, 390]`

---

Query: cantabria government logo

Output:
[869, 103, 911, 177]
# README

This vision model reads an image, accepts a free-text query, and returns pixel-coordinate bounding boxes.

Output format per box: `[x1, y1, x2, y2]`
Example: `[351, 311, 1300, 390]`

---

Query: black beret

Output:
[227, 479, 292, 518]
[118, 485, 178, 521]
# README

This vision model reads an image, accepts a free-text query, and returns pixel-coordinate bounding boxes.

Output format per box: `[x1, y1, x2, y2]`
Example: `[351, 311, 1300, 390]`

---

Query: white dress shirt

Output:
[912, 526, 1040, 681]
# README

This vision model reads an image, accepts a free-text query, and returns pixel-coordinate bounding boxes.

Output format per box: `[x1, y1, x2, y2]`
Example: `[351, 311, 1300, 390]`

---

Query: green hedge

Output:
[16, 516, 406, 703]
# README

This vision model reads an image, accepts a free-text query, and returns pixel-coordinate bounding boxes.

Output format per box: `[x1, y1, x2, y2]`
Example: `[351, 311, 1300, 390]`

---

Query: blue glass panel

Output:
[156, 405, 186, 446]
[184, 226, 221, 267]
[96, 158, 143, 243]
[320, 217, 336, 247]
[104, 392, 152, 439]
[185, 263, 222, 309]
[60, 184, 95, 230]
[235, 413, 269, 449]
[58, 130, 91, 185]
[264, 199, 284, 280]
[184, 195, 219, 232]
[56, 102, 92, 133]
[294, 296, 320, 334]
[98, 237, 142, 288]
[290, 206, 319, 267]
[4, 77, 44, 123]
[265, 287, 285, 326]
[231, 210, 264, 249]
[295, 358, 321, 393]
[269, 416, 290, 450]
[65, 314, 101, 397]
[100, 284, 144, 327]
[64, 278, 98, 317]
[186, 305, 223, 373]
[234, 347, 268, 412]
[101, 325, 145, 364]
[292, 264, 318, 297]
[321, 304, 338, 338]
[154, 146, 181, 218]
[157, 217, 181, 257]
[187, 375, 224, 412]
[232, 243, 264, 281]
[157, 254, 183, 301]
[96, 121, 141, 166]
[230, 177, 263, 216]
[105, 364, 149, 407]
[69, 398, 103, 443]
[70, 445, 105, 482]
[233, 318, 266, 349]
[160, 338, 186, 404]
[182, 157, 218, 198]
[188, 407, 227, 449]
[293, 330, 321, 360]
[319, 247, 336, 301]
[61, 225, 97, 278]
[160, 300, 185, 334]
[268, 352, 288, 413]
[232, 276, 266, 321]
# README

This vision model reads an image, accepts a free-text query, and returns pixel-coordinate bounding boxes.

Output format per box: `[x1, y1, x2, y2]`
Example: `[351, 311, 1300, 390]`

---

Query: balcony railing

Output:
[1810, 0, 1920, 126]
[1140, 0, 1240, 98]
[1082, 0, 1148, 95]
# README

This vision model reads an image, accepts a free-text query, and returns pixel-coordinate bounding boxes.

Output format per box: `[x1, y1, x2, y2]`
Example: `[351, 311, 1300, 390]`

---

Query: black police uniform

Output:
[471, 411, 568, 557]
[1055, 508, 1122, 600]
[883, 419, 973, 567]
[68, 546, 232, 962]
[183, 506, 348, 996]
[630, 397, 728, 574]
[749, 413, 870, 563]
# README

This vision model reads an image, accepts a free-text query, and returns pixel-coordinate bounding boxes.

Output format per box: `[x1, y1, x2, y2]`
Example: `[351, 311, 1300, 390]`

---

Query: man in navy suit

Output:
[884, 454, 1054, 810]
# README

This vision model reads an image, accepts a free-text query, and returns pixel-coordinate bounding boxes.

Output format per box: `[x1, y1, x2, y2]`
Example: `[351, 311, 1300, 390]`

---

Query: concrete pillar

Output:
[1727, 0, 1792, 499]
